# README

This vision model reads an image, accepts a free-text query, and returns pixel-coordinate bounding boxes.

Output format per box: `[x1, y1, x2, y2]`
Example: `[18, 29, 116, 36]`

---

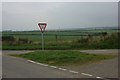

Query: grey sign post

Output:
[41, 32, 44, 50]
[38, 22, 47, 50]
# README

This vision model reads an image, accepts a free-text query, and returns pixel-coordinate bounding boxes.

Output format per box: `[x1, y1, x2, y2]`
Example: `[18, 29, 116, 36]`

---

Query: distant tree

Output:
[101, 32, 107, 41]
[2, 36, 15, 41]
[88, 34, 92, 39]
[101, 32, 107, 36]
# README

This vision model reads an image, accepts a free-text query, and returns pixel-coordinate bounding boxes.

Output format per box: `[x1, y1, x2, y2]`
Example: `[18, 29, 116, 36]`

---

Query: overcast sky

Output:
[2, 2, 118, 31]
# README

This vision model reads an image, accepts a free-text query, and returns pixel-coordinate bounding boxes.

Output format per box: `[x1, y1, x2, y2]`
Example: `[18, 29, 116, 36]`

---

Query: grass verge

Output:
[11, 50, 115, 66]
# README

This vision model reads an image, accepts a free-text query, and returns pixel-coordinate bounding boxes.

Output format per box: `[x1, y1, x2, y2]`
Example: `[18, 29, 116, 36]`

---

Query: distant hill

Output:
[50, 26, 119, 32]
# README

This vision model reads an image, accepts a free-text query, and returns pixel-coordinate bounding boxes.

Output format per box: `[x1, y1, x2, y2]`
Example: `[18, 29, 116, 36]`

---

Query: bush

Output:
[2, 36, 15, 41]
[72, 32, 119, 49]
[101, 32, 107, 36]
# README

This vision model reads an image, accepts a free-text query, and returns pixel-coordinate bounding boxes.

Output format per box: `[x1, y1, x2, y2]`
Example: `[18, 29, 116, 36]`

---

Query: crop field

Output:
[2, 29, 118, 41]
[1, 29, 120, 50]
[2, 31, 81, 42]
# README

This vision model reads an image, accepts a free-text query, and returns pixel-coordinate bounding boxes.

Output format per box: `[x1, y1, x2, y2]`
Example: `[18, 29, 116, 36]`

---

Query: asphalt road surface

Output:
[2, 50, 118, 79]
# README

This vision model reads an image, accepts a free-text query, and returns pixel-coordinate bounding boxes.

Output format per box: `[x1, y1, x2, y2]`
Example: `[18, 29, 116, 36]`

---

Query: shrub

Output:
[2, 36, 15, 41]
[71, 32, 119, 49]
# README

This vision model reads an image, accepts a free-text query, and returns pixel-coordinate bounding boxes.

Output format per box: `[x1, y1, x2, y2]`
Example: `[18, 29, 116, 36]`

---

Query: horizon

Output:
[1, 26, 119, 32]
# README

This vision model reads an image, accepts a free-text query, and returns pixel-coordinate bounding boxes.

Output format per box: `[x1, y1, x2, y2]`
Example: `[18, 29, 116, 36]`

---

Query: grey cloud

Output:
[2, 2, 118, 31]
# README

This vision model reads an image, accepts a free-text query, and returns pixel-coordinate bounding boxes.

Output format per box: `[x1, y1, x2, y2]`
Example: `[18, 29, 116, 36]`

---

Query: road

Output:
[80, 49, 118, 55]
[1, 50, 118, 79]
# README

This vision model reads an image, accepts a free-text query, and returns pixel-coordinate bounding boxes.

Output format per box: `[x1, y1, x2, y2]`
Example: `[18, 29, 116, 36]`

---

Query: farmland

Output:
[1, 29, 120, 50]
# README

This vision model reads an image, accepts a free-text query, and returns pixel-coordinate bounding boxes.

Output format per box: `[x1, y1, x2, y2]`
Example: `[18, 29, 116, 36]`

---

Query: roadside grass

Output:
[11, 50, 115, 66]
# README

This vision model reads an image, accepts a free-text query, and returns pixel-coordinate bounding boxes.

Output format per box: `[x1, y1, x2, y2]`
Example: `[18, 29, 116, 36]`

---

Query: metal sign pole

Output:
[38, 22, 47, 50]
[42, 32, 44, 50]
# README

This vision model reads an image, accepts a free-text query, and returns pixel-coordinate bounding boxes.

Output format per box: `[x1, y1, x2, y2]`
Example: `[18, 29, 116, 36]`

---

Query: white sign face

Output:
[38, 23, 47, 33]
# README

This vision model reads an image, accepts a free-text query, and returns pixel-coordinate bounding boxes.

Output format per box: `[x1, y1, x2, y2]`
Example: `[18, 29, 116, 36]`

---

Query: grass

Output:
[2, 29, 119, 42]
[2, 31, 87, 42]
[2, 30, 119, 50]
[11, 50, 115, 66]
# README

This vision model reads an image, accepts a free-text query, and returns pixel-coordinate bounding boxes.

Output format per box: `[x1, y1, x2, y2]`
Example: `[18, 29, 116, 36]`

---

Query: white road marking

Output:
[58, 68, 67, 71]
[42, 64, 48, 66]
[96, 76, 103, 79]
[36, 62, 44, 65]
[38, 63, 48, 66]
[27, 60, 104, 78]
[27, 60, 48, 66]
[27, 60, 36, 63]
[81, 73, 93, 76]
[69, 70, 79, 74]
[49, 66, 57, 69]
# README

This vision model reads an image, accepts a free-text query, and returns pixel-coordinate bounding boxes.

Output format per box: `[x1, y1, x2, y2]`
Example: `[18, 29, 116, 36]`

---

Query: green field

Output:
[2, 29, 119, 50]
[10, 50, 115, 66]
[2, 29, 119, 42]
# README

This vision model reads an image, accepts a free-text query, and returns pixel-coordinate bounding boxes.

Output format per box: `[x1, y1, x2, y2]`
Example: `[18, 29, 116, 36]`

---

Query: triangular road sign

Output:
[38, 22, 47, 33]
